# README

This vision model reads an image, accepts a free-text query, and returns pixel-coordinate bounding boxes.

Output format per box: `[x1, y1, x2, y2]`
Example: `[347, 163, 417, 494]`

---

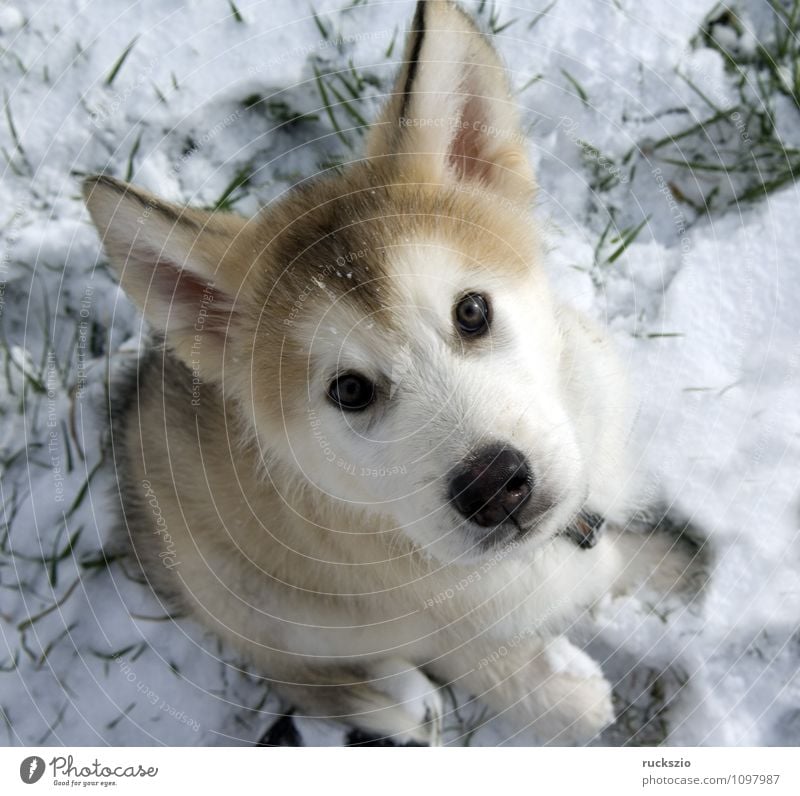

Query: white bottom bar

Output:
[2, 747, 798, 795]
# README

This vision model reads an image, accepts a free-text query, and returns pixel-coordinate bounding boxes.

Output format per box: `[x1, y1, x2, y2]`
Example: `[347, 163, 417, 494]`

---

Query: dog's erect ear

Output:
[366, 0, 533, 202]
[82, 175, 250, 378]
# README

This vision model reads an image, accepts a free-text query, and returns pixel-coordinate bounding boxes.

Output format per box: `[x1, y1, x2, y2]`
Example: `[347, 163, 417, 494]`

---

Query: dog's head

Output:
[85, 1, 608, 564]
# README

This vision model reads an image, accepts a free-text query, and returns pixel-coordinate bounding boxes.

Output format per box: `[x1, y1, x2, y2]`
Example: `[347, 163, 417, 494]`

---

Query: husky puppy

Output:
[84, 0, 688, 745]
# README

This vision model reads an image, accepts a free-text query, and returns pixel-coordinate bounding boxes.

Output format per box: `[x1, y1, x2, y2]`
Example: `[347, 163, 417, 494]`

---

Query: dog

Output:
[83, 0, 693, 745]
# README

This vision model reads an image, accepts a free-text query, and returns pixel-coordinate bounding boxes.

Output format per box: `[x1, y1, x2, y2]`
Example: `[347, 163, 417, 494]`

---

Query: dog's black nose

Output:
[448, 445, 533, 527]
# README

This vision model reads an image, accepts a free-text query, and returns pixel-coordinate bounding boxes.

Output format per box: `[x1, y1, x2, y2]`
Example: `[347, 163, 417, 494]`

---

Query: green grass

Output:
[227, 0, 244, 24]
[17, 578, 81, 645]
[106, 702, 137, 731]
[125, 130, 142, 181]
[310, 6, 331, 41]
[528, 0, 559, 31]
[560, 68, 589, 106]
[659, 2, 800, 210]
[211, 164, 254, 211]
[577, 0, 800, 270]
[37, 700, 69, 745]
[313, 65, 353, 148]
[385, 25, 399, 58]
[242, 94, 319, 126]
[476, 0, 518, 35]
[9, 524, 83, 587]
[3, 90, 31, 174]
[105, 36, 139, 86]
[309, 41, 381, 156]
[592, 213, 651, 268]
[3, 91, 25, 155]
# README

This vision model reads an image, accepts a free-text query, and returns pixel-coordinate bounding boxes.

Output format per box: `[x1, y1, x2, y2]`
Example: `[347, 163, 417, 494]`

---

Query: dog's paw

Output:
[531, 670, 615, 745]
[365, 659, 444, 746]
[523, 637, 614, 744]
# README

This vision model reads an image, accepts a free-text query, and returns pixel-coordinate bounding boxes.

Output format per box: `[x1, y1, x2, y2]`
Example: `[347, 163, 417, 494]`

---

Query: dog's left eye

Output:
[327, 372, 376, 411]
[454, 293, 490, 337]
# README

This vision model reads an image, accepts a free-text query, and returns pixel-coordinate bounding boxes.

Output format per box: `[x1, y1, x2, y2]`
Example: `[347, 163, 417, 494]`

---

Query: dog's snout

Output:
[448, 445, 533, 527]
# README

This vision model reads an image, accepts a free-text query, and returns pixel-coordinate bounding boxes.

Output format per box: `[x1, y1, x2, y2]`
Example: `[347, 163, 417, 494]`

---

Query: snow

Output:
[1, 0, 798, 746]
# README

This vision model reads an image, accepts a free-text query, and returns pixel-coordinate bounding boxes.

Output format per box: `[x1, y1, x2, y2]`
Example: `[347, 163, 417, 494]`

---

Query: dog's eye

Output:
[327, 373, 376, 411]
[454, 293, 490, 336]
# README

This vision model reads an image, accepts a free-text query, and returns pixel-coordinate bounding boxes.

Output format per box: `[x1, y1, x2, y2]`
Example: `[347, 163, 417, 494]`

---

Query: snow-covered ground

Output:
[1, 0, 799, 746]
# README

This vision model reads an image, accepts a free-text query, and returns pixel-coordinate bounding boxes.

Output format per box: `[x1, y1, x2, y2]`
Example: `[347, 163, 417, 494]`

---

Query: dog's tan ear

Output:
[82, 175, 250, 378]
[366, 0, 533, 202]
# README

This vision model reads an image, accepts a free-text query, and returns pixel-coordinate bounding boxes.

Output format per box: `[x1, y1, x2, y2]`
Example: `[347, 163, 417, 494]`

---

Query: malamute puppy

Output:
[84, 0, 689, 745]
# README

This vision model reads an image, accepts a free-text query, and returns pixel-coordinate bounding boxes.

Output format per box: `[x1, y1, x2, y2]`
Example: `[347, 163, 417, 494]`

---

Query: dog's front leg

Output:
[273, 657, 444, 746]
[430, 635, 614, 745]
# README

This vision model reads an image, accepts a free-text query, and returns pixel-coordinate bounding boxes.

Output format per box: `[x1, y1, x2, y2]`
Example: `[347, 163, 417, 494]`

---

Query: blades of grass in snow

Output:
[477, 0, 516, 34]
[325, 78, 368, 129]
[310, 7, 330, 41]
[317, 156, 346, 172]
[0, 653, 18, 672]
[3, 90, 25, 156]
[673, 0, 800, 215]
[37, 622, 79, 668]
[266, 99, 317, 125]
[351, 58, 380, 90]
[528, 0, 558, 30]
[604, 215, 650, 265]
[491, 16, 517, 35]
[0, 706, 13, 744]
[48, 525, 83, 588]
[64, 456, 105, 520]
[677, 69, 726, 114]
[37, 700, 69, 745]
[90, 641, 148, 661]
[1, 145, 25, 176]
[17, 577, 81, 632]
[130, 609, 188, 622]
[212, 164, 253, 211]
[515, 73, 543, 94]
[80, 550, 126, 571]
[662, 181, 720, 218]
[656, 156, 744, 173]
[767, 0, 800, 50]
[1, 48, 27, 74]
[593, 214, 616, 268]
[560, 69, 589, 105]
[106, 702, 137, 731]
[313, 65, 351, 147]
[151, 82, 167, 104]
[5, 347, 45, 395]
[647, 108, 736, 151]
[227, 0, 244, 23]
[336, 69, 363, 102]
[385, 25, 398, 58]
[731, 167, 799, 204]
[105, 36, 139, 86]
[125, 130, 142, 181]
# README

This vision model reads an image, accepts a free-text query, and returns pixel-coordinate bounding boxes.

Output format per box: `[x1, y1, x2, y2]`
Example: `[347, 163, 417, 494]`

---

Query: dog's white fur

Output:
[83, 0, 690, 745]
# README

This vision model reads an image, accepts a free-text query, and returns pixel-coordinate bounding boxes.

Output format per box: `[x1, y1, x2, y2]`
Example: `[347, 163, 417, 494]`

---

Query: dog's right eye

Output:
[454, 293, 490, 337]
[327, 373, 376, 411]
